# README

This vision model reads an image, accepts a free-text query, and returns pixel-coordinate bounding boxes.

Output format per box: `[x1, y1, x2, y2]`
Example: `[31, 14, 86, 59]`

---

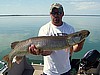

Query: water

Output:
[0, 16, 100, 63]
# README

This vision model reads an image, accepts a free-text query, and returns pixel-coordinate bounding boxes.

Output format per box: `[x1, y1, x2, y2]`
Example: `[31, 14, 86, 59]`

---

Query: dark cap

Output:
[50, 3, 63, 13]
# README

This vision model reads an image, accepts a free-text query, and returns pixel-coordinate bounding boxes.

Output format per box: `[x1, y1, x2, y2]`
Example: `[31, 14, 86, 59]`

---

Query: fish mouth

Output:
[82, 30, 90, 38]
[87, 31, 90, 36]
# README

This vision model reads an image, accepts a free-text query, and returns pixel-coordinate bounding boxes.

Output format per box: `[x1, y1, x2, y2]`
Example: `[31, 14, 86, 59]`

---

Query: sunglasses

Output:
[51, 12, 62, 15]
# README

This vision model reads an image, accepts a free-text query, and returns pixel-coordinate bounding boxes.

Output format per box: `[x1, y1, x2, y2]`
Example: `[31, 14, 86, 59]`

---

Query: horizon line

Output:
[0, 14, 100, 17]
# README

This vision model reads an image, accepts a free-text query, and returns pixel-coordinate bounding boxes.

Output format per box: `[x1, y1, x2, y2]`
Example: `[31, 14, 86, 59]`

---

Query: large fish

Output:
[3, 30, 90, 68]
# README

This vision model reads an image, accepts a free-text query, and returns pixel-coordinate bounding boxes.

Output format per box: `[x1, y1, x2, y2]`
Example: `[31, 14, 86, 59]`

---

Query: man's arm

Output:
[73, 39, 85, 52]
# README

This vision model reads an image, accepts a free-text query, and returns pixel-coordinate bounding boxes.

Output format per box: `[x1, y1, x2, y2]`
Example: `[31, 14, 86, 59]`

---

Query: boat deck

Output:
[33, 64, 98, 75]
[33, 64, 43, 75]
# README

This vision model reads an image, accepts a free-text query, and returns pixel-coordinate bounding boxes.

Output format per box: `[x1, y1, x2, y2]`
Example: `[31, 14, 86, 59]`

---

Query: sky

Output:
[0, 0, 100, 15]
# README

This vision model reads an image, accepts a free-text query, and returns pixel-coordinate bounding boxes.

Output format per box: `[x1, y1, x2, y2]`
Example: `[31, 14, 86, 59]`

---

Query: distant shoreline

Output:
[0, 14, 100, 17]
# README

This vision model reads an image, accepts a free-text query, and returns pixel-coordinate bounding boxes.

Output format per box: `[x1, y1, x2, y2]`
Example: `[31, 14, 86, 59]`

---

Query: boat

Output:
[0, 60, 99, 75]
[0, 49, 100, 75]
[0, 61, 8, 75]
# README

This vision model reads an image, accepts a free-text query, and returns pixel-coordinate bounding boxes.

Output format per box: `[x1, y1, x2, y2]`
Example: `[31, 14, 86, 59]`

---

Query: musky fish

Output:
[3, 30, 90, 68]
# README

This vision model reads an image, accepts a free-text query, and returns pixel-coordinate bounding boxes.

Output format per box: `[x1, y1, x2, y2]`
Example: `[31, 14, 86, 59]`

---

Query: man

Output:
[7, 43, 34, 75]
[7, 56, 34, 75]
[29, 3, 85, 75]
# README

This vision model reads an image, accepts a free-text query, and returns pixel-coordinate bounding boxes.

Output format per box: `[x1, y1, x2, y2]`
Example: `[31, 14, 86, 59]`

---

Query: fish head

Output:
[67, 30, 90, 45]
[73, 30, 90, 42]
[80, 30, 90, 38]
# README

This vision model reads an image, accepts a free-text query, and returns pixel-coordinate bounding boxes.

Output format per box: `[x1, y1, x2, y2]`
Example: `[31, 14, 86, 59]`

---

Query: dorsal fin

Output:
[11, 41, 20, 49]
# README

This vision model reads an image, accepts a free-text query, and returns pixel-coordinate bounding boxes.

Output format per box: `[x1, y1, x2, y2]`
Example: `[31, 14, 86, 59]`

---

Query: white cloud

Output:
[70, 2, 100, 10]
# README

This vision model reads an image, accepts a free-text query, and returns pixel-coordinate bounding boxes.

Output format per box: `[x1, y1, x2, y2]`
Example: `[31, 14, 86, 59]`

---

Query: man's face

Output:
[50, 8, 64, 25]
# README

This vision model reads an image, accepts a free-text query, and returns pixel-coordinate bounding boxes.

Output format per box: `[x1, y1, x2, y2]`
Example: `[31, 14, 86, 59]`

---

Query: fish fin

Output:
[3, 55, 12, 68]
[16, 56, 23, 64]
[11, 41, 20, 49]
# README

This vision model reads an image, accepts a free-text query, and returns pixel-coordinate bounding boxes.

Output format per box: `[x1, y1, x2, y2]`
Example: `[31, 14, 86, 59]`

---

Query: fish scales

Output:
[12, 36, 68, 51]
[32, 36, 68, 50]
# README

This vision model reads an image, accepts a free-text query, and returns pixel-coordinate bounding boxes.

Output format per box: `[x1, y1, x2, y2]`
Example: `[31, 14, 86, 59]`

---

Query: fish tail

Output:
[8, 60, 13, 68]
[3, 55, 13, 68]
[3, 55, 9, 62]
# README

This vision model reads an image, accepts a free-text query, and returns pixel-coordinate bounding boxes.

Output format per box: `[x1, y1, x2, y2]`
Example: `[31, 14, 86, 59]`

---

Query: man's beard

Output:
[53, 18, 60, 24]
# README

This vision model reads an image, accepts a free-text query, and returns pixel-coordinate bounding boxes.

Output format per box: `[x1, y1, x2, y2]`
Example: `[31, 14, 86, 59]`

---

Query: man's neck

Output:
[52, 21, 63, 26]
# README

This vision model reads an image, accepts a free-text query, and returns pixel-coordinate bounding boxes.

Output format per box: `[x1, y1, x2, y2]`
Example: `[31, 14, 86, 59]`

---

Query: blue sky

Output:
[0, 0, 100, 15]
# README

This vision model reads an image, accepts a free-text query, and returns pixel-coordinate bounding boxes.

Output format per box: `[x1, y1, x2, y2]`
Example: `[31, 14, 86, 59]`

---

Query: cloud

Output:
[55, 0, 100, 2]
[70, 2, 100, 10]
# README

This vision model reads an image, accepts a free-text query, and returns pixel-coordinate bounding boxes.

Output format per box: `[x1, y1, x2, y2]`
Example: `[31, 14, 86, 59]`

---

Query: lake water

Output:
[0, 16, 100, 63]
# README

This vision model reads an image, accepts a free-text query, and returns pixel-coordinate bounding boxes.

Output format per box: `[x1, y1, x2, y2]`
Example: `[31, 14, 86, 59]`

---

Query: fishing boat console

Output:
[78, 49, 100, 75]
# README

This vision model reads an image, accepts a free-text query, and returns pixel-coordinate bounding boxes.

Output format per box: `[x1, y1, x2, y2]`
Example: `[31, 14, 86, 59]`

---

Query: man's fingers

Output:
[28, 46, 37, 55]
[28, 44, 42, 55]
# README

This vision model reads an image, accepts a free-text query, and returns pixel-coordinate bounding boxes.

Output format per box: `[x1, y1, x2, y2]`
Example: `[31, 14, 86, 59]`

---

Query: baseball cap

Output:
[50, 3, 63, 13]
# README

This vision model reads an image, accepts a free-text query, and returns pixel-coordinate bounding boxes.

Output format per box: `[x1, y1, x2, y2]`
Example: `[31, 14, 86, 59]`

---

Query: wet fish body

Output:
[3, 30, 90, 68]
[12, 30, 90, 51]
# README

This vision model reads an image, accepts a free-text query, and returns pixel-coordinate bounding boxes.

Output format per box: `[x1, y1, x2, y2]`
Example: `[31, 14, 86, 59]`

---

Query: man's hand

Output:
[73, 39, 85, 52]
[28, 44, 53, 56]
[28, 45, 43, 55]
